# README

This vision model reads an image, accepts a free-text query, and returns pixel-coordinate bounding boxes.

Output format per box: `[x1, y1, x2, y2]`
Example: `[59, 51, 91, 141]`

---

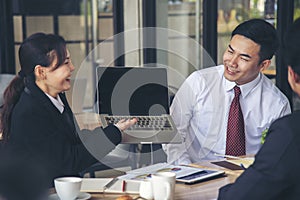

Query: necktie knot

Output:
[234, 86, 241, 97]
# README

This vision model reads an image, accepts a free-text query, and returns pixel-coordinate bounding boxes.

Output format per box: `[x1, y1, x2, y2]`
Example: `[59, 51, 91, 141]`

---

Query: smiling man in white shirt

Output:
[164, 19, 291, 165]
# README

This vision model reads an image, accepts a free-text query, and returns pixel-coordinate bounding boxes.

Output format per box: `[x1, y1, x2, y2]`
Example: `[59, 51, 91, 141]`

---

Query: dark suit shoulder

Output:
[269, 111, 300, 139]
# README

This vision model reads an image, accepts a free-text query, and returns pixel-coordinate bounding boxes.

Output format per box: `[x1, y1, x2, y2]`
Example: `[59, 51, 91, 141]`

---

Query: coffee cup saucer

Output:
[48, 192, 91, 200]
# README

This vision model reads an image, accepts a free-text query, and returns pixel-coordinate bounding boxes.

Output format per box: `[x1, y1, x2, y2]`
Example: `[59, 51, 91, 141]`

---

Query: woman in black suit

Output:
[0, 33, 136, 187]
[218, 18, 300, 200]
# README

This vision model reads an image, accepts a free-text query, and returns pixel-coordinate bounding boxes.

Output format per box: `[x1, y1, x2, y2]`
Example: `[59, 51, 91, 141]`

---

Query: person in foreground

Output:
[0, 32, 136, 187]
[164, 19, 291, 165]
[218, 18, 300, 200]
[0, 149, 48, 200]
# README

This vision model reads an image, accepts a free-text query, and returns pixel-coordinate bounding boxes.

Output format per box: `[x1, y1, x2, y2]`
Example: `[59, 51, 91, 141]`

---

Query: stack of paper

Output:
[116, 162, 225, 184]
[118, 162, 204, 180]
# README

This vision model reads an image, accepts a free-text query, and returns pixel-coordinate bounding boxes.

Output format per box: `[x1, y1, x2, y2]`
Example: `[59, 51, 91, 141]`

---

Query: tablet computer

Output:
[176, 169, 225, 184]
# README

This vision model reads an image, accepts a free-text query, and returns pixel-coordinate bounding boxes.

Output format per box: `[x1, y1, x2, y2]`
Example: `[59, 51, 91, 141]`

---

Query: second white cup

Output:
[139, 180, 154, 199]
[151, 172, 176, 200]
[54, 177, 82, 200]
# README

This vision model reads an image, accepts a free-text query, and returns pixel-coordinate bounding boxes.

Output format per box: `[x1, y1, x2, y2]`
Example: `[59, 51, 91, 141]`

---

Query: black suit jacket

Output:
[218, 111, 300, 200]
[7, 80, 122, 187]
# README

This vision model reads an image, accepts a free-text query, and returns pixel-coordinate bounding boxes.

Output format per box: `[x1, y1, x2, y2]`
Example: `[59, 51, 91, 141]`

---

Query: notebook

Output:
[211, 157, 254, 170]
[96, 66, 182, 144]
[80, 178, 140, 194]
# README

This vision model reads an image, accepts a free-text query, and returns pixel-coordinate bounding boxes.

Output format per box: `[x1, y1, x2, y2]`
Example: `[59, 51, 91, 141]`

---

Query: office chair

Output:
[0, 74, 15, 107]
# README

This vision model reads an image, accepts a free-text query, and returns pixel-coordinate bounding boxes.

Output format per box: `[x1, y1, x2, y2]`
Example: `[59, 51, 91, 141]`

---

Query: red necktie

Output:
[226, 86, 245, 156]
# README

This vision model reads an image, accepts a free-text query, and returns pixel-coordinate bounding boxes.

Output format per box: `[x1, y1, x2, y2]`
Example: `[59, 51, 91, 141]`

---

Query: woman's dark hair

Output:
[232, 18, 279, 63]
[0, 33, 67, 143]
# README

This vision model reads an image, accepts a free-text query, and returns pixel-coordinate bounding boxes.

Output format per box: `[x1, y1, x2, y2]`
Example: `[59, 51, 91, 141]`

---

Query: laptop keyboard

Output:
[104, 115, 174, 131]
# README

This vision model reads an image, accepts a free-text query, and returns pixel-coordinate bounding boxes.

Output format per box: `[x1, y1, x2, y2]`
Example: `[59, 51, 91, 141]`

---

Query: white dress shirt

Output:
[45, 93, 65, 113]
[45, 92, 123, 132]
[163, 65, 291, 165]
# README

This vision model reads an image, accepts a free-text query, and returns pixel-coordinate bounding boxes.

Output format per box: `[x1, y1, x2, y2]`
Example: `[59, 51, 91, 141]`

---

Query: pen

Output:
[214, 153, 249, 160]
[240, 164, 246, 170]
[122, 180, 126, 192]
[103, 178, 119, 191]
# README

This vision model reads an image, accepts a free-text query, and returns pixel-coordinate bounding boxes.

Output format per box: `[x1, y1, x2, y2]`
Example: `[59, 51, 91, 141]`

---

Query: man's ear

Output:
[288, 66, 300, 96]
[34, 65, 46, 80]
[259, 60, 271, 72]
[288, 66, 300, 83]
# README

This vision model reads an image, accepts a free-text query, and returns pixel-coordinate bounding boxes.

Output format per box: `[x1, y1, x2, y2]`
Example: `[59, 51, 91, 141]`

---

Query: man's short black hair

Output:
[232, 19, 279, 63]
[284, 18, 300, 76]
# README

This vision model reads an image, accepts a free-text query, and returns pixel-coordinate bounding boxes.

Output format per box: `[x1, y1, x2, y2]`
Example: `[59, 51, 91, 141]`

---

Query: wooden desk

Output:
[51, 161, 242, 200]
[72, 113, 243, 199]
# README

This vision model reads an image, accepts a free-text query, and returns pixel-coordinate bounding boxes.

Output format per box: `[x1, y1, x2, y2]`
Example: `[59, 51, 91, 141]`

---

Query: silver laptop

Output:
[96, 66, 182, 144]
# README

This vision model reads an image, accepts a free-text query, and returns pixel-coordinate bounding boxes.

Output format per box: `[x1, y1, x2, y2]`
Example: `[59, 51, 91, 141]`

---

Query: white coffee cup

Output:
[151, 172, 176, 200]
[54, 177, 82, 200]
[139, 180, 153, 199]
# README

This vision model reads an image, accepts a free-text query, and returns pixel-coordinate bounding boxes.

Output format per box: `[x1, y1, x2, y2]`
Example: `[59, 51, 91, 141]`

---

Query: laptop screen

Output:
[96, 67, 170, 116]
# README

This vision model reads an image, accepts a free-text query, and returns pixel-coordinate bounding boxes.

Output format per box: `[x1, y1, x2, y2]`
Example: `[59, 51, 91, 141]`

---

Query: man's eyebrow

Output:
[228, 44, 252, 59]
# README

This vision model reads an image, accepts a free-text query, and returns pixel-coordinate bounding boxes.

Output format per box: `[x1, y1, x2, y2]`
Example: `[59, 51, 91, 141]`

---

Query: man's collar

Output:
[225, 73, 261, 98]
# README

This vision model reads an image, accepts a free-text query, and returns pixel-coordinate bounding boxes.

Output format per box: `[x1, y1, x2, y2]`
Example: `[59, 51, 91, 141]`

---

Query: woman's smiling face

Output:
[36, 50, 75, 98]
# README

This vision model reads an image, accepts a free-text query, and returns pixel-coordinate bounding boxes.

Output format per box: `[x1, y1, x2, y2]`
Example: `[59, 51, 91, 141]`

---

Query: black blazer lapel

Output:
[25, 82, 79, 143]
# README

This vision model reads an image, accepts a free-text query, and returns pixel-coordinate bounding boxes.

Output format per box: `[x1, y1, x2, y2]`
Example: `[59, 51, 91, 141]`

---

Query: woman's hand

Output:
[114, 118, 137, 131]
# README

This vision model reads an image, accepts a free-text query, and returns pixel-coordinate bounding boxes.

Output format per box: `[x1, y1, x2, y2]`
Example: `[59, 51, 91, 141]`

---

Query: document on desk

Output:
[80, 178, 140, 194]
[118, 162, 224, 184]
[226, 157, 254, 168]
[211, 157, 255, 170]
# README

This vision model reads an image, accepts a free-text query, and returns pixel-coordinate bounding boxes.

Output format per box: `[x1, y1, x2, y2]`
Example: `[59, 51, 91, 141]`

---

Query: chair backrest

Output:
[0, 74, 15, 106]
